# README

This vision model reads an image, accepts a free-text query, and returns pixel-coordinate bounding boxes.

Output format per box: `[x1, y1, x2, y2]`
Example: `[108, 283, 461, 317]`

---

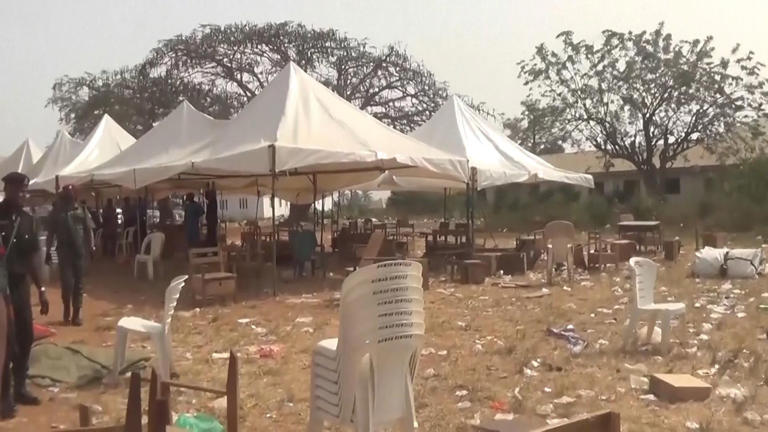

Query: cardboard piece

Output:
[650, 374, 712, 403]
[474, 410, 620, 432]
[472, 415, 545, 432]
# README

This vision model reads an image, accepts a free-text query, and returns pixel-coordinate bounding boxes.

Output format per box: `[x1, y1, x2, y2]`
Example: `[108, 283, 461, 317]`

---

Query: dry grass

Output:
[6, 232, 768, 431]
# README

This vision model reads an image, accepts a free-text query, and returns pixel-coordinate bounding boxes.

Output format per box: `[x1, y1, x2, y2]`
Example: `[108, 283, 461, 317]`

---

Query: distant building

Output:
[218, 194, 290, 221]
[495, 146, 739, 204]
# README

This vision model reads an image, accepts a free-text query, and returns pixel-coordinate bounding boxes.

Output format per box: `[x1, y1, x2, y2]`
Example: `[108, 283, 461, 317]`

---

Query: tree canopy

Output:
[48, 21, 454, 138]
[518, 22, 768, 193]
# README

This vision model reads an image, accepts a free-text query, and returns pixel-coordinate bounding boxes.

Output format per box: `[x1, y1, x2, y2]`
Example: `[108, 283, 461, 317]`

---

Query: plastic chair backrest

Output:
[630, 257, 656, 308]
[438, 221, 450, 232]
[344, 261, 422, 291]
[163, 275, 188, 332]
[369, 319, 425, 425]
[544, 220, 575, 242]
[148, 232, 165, 259]
[124, 227, 135, 241]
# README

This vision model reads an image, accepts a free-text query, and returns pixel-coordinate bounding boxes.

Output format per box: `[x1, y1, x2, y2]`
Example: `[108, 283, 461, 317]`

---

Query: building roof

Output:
[540, 145, 732, 174]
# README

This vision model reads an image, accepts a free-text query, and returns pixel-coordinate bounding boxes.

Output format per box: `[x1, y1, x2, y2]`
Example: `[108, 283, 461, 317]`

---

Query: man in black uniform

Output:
[0, 172, 48, 419]
[45, 185, 94, 327]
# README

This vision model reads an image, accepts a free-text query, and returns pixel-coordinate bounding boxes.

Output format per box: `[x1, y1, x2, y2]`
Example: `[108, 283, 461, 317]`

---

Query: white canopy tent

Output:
[31, 114, 135, 192]
[119, 62, 468, 202]
[27, 129, 85, 186]
[411, 95, 594, 189]
[0, 138, 43, 178]
[76, 100, 227, 190]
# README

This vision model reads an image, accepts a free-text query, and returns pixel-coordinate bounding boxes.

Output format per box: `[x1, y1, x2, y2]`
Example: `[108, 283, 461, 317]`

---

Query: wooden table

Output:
[618, 221, 662, 252]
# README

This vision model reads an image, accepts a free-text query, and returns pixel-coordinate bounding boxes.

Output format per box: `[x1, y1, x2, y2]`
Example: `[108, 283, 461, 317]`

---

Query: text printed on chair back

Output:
[630, 257, 657, 308]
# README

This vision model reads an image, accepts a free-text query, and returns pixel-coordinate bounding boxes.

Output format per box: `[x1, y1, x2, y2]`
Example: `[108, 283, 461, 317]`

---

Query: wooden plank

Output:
[530, 410, 619, 432]
[227, 349, 239, 432]
[148, 369, 158, 432]
[78, 404, 92, 427]
[358, 231, 385, 268]
[125, 372, 143, 432]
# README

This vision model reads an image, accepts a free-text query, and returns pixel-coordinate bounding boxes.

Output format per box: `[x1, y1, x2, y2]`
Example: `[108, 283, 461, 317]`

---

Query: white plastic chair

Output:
[117, 226, 136, 257]
[544, 220, 575, 284]
[308, 261, 424, 431]
[624, 257, 686, 353]
[110, 275, 187, 382]
[134, 232, 165, 280]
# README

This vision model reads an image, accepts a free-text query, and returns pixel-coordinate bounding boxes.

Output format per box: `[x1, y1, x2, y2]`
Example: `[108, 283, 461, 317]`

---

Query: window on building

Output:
[704, 176, 715, 192]
[622, 179, 638, 201]
[594, 181, 605, 195]
[664, 177, 681, 195]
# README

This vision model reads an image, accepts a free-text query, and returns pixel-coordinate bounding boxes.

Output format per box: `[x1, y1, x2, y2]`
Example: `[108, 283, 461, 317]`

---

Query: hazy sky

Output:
[2, 0, 767, 154]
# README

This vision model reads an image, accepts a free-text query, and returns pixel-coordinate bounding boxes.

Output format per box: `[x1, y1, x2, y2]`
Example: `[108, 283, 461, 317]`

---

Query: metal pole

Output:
[270, 146, 277, 297]
[320, 192, 326, 278]
[443, 187, 448, 221]
[469, 167, 477, 255]
[312, 174, 318, 233]
[55, 175, 60, 193]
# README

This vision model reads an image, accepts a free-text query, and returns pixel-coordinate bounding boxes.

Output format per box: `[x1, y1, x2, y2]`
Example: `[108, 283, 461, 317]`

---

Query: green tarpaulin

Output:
[29, 342, 150, 388]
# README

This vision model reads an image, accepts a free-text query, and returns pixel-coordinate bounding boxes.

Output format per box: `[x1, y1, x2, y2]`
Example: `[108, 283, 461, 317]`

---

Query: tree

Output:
[49, 22, 452, 138]
[518, 23, 768, 195]
[504, 99, 568, 155]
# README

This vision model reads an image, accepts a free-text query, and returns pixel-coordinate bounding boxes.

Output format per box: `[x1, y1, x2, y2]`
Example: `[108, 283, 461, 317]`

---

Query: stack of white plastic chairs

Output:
[308, 260, 425, 432]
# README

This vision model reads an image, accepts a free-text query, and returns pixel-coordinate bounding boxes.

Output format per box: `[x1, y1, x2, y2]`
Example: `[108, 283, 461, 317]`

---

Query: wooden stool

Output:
[664, 239, 681, 261]
[497, 252, 527, 275]
[460, 259, 487, 284]
[611, 240, 636, 262]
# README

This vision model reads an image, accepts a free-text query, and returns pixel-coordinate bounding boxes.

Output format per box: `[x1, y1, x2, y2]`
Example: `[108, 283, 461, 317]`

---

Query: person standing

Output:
[0, 172, 48, 418]
[183, 193, 204, 248]
[45, 185, 94, 327]
[101, 198, 118, 257]
[205, 189, 218, 247]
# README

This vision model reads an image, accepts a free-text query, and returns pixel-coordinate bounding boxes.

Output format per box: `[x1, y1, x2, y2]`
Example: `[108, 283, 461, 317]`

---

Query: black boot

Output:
[14, 388, 40, 406]
[71, 308, 82, 327]
[63, 302, 71, 325]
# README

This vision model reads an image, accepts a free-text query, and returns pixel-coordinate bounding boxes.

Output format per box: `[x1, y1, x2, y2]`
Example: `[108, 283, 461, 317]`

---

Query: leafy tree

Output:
[504, 99, 568, 155]
[518, 23, 768, 195]
[49, 22, 451, 138]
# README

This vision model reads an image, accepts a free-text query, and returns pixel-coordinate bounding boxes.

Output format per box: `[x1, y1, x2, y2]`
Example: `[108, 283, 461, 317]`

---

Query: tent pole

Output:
[443, 188, 447, 221]
[320, 192, 326, 278]
[270, 145, 277, 297]
[469, 167, 477, 256]
[55, 175, 60, 193]
[312, 174, 318, 233]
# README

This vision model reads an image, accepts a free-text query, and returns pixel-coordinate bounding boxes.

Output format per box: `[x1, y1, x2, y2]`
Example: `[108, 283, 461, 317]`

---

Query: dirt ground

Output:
[3, 231, 768, 431]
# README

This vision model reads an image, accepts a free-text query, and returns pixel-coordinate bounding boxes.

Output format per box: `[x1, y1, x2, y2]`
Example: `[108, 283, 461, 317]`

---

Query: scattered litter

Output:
[630, 375, 650, 391]
[743, 411, 761, 428]
[522, 288, 551, 299]
[437, 350, 448, 356]
[637, 326, 662, 345]
[494, 412, 515, 421]
[489, 400, 509, 412]
[423, 368, 438, 378]
[523, 367, 538, 377]
[639, 394, 658, 402]
[546, 325, 587, 355]
[701, 323, 714, 333]
[457, 321, 470, 330]
[535, 404, 554, 417]
[576, 389, 595, 398]
[546, 418, 568, 425]
[210, 352, 229, 360]
[552, 396, 575, 405]
[421, 348, 436, 356]
[300, 327, 314, 334]
[685, 420, 700, 430]
[716, 376, 748, 403]
[457, 401, 472, 409]
[236, 318, 254, 324]
[472, 344, 484, 353]
[455, 390, 469, 398]
[175, 413, 224, 432]
[623, 363, 649, 375]
[294, 316, 313, 324]
[285, 297, 320, 304]
[209, 396, 228, 413]
[251, 327, 268, 335]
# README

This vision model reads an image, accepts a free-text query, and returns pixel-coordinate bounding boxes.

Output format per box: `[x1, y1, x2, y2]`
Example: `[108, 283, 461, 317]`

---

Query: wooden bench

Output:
[531, 410, 620, 432]
[189, 247, 237, 303]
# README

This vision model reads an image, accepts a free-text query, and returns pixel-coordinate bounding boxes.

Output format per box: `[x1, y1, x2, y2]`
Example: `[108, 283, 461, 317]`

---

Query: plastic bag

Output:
[174, 413, 224, 432]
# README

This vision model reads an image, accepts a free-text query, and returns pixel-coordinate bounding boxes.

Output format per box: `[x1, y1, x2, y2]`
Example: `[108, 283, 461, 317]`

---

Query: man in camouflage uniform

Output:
[45, 185, 94, 327]
[0, 172, 49, 418]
